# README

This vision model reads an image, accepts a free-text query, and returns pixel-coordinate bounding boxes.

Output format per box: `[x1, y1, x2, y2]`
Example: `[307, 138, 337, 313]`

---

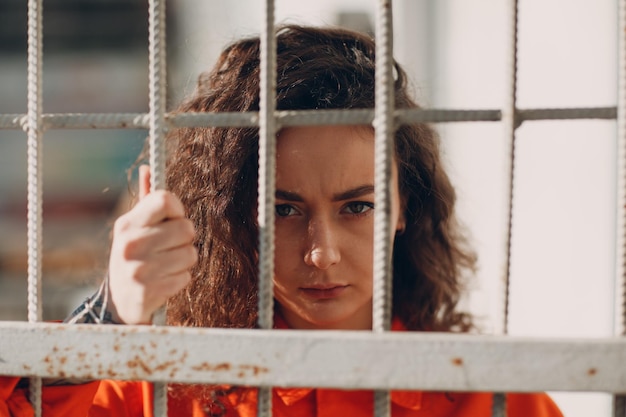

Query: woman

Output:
[4, 25, 563, 416]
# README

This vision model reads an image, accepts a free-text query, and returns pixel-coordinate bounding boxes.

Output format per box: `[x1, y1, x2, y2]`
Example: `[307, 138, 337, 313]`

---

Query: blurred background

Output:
[0, 1, 619, 415]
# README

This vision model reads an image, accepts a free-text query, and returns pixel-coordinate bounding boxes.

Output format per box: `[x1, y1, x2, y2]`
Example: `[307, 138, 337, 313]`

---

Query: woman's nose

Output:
[303, 220, 341, 270]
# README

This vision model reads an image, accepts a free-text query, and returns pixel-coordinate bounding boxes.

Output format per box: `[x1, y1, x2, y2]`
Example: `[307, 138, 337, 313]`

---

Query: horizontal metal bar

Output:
[395, 108, 502, 123]
[0, 321, 624, 393]
[518, 106, 617, 121]
[0, 107, 617, 131]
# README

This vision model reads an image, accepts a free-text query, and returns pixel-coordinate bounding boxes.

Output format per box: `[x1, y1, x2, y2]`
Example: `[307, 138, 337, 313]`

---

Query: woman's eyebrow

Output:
[275, 185, 375, 202]
[333, 185, 375, 201]
[275, 189, 303, 202]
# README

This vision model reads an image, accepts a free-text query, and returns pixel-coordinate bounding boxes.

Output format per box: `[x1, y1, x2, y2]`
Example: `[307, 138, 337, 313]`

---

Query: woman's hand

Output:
[107, 165, 198, 324]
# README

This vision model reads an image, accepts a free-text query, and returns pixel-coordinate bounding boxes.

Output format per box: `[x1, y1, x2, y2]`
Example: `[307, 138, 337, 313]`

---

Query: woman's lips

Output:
[300, 285, 348, 299]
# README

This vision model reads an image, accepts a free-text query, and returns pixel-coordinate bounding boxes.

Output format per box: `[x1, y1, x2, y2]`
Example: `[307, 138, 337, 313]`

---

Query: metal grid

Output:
[0, 0, 625, 417]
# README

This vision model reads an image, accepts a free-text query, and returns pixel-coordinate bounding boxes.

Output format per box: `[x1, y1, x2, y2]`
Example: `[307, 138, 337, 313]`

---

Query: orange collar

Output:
[272, 314, 422, 411]
[272, 313, 407, 331]
[273, 387, 423, 411]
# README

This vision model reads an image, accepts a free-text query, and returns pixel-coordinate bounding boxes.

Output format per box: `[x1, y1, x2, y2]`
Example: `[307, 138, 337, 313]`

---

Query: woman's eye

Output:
[275, 204, 297, 217]
[343, 202, 374, 215]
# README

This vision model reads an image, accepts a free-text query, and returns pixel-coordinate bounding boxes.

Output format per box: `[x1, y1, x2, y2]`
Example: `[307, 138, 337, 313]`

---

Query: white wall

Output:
[429, 1, 617, 416]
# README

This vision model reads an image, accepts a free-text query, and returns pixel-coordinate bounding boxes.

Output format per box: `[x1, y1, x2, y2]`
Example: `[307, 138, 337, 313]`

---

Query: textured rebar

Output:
[26, 0, 43, 415]
[257, 1, 276, 416]
[617, 0, 626, 346]
[148, 0, 167, 193]
[257, 0, 276, 334]
[501, 0, 520, 338]
[373, 1, 394, 417]
[615, 0, 626, 415]
[491, 393, 507, 417]
[372, 0, 394, 337]
[518, 106, 617, 121]
[148, 0, 168, 415]
[491, 0, 519, 415]
[2, 107, 622, 131]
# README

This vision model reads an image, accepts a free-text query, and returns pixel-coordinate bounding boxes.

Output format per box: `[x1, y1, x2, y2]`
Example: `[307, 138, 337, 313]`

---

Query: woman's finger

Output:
[128, 244, 198, 283]
[120, 218, 196, 259]
[115, 190, 187, 231]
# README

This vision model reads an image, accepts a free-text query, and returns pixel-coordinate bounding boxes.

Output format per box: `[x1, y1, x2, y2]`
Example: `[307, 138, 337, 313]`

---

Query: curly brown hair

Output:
[162, 24, 476, 333]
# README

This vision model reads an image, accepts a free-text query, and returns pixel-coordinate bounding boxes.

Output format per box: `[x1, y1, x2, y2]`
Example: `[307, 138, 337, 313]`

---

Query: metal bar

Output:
[615, 0, 626, 415]
[257, 0, 276, 338]
[373, 0, 395, 334]
[491, 393, 507, 417]
[518, 106, 617, 121]
[1, 107, 621, 130]
[492, 0, 520, 413]
[26, 0, 44, 414]
[0, 322, 624, 392]
[500, 0, 519, 338]
[148, 0, 167, 193]
[257, 1, 277, 416]
[373, 2, 395, 416]
[147, 0, 168, 415]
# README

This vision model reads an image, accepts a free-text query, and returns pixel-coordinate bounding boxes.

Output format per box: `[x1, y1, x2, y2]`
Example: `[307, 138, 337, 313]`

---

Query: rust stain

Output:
[127, 356, 153, 375]
[77, 352, 87, 361]
[451, 358, 463, 366]
[59, 357, 67, 365]
[154, 360, 177, 372]
[192, 362, 231, 372]
[113, 344, 121, 352]
[23, 364, 31, 371]
[215, 363, 231, 371]
[587, 368, 597, 376]
[239, 364, 269, 376]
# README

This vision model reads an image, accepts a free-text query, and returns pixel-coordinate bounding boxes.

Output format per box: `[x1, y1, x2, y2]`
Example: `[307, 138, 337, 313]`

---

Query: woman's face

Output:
[273, 125, 405, 330]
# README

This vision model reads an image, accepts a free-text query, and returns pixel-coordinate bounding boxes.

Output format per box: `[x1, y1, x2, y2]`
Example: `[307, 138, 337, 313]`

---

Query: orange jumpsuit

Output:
[89, 380, 563, 417]
[2, 375, 562, 417]
[0, 376, 99, 417]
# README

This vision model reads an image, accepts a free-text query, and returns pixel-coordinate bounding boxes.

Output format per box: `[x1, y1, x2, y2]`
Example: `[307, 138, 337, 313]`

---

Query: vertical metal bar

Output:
[148, 0, 167, 194]
[26, 0, 43, 415]
[501, 0, 519, 340]
[492, 0, 519, 413]
[614, 0, 626, 415]
[148, 0, 168, 415]
[491, 392, 507, 417]
[373, 0, 394, 416]
[257, 0, 276, 415]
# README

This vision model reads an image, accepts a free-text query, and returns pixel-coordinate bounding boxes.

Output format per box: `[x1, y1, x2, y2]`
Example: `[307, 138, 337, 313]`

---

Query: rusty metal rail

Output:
[0, 321, 624, 393]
